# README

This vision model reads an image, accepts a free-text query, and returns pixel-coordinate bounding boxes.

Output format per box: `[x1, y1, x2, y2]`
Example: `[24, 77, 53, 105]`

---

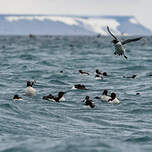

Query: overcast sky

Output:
[0, 0, 151, 29]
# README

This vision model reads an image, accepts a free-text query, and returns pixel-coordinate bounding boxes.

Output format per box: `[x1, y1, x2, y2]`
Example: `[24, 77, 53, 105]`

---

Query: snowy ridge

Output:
[5, 16, 120, 35]
[0, 15, 151, 35]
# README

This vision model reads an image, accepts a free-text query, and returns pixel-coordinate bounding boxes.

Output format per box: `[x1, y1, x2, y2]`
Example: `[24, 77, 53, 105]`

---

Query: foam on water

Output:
[0, 36, 152, 152]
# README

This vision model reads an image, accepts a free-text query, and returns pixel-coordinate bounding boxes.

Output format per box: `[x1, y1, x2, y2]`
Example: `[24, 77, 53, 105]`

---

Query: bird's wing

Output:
[122, 37, 142, 45]
[107, 26, 118, 40]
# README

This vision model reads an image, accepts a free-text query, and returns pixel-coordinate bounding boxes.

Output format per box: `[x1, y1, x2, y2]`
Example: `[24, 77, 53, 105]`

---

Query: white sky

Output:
[0, 0, 151, 29]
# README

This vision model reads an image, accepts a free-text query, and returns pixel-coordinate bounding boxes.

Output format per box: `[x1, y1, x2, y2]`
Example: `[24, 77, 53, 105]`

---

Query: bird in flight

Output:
[107, 26, 142, 59]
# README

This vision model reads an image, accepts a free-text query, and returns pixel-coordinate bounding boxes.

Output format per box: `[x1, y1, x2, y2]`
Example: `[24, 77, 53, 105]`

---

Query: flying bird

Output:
[107, 26, 142, 59]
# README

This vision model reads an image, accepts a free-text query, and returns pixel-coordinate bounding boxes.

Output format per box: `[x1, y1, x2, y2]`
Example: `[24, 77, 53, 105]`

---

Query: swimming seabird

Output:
[123, 74, 136, 79]
[13, 94, 23, 100]
[95, 69, 102, 75]
[107, 26, 142, 59]
[79, 70, 89, 75]
[83, 96, 95, 108]
[108, 92, 120, 104]
[72, 84, 88, 90]
[101, 90, 111, 102]
[25, 80, 36, 96]
[43, 92, 65, 102]
[103, 72, 108, 76]
[95, 74, 103, 80]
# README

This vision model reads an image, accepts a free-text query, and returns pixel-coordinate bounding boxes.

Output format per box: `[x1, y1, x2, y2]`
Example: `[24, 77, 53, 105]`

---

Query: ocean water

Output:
[0, 35, 152, 152]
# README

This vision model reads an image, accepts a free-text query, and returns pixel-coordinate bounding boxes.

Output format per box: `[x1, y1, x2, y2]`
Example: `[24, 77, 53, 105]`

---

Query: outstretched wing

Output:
[122, 37, 142, 45]
[107, 26, 118, 40]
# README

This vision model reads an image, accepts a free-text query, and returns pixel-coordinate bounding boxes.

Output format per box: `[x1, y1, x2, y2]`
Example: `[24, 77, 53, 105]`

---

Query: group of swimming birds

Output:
[13, 68, 120, 108]
[13, 26, 143, 108]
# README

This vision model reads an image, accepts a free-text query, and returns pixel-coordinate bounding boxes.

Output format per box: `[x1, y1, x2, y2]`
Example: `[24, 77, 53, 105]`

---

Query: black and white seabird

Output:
[101, 90, 111, 102]
[79, 70, 89, 75]
[13, 94, 23, 100]
[123, 74, 136, 79]
[72, 84, 88, 90]
[107, 26, 142, 59]
[108, 92, 120, 104]
[83, 96, 95, 108]
[103, 72, 108, 76]
[26, 80, 36, 96]
[43, 92, 65, 102]
[95, 74, 103, 80]
[95, 69, 102, 75]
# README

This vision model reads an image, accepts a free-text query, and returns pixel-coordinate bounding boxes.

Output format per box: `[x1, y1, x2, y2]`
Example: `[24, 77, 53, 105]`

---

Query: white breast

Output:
[80, 73, 89, 76]
[109, 98, 120, 104]
[101, 95, 111, 102]
[95, 77, 101, 80]
[47, 96, 65, 102]
[72, 86, 77, 90]
[95, 76, 103, 80]
[115, 42, 125, 54]
[14, 98, 23, 101]
[59, 96, 65, 101]
[26, 86, 36, 96]
[47, 98, 56, 102]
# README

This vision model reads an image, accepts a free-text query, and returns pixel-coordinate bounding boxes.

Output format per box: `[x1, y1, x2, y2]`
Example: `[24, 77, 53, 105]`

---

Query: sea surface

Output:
[0, 35, 152, 152]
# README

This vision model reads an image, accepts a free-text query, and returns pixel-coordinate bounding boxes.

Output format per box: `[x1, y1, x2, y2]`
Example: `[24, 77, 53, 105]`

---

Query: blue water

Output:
[0, 36, 152, 152]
